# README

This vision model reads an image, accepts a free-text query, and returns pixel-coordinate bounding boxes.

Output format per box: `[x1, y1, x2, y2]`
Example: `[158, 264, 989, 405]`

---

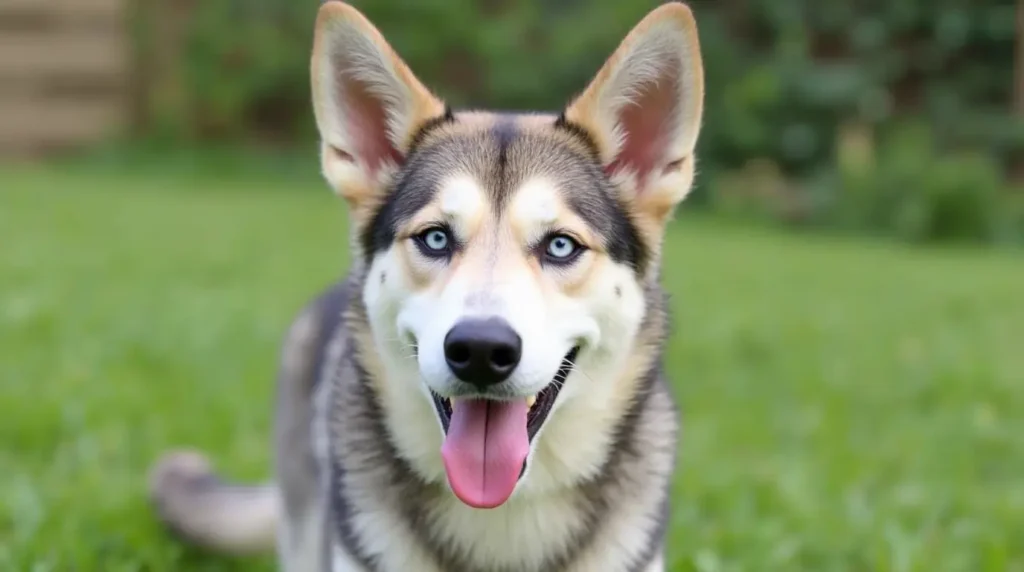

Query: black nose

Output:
[444, 317, 522, 388]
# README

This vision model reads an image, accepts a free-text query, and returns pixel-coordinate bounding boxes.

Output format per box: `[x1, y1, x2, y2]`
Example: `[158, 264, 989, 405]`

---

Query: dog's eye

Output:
[415, 227, 452, 257]
[424, 229, 449, 250]
[543, 234, 583, 264]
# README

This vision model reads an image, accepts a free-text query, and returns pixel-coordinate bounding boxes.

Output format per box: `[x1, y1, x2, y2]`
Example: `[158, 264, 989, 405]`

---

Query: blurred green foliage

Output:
[831, 123, 1016, 244]
[139, 0, 1024, 244]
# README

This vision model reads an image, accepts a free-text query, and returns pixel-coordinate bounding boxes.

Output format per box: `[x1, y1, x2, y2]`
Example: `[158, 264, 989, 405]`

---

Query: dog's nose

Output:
[444, 317, 522, 387]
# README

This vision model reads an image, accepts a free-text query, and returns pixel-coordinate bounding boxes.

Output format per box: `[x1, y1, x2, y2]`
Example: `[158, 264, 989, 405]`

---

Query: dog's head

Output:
[311, 2, 703, 509]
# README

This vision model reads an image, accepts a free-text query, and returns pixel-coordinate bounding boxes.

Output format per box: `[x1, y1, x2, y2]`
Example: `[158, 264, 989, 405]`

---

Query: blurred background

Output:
[2, 1, 1023, 570]
[4, 0, 1024, 239]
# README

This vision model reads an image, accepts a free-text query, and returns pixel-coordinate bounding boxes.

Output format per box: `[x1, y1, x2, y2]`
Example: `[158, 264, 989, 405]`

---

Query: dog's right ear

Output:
[311, 2, 446, 209]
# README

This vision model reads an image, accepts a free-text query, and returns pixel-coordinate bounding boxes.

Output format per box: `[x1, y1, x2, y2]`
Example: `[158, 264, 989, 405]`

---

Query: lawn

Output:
[2, 165, 1023, 571]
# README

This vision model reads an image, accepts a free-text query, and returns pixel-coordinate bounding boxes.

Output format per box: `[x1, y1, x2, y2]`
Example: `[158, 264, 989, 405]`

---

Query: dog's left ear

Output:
[564, 2, 704, 225]
[311, 2, 446, 209]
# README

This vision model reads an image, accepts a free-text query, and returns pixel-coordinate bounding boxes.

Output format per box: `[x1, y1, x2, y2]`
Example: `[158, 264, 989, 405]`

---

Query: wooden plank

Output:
[0, 0, 122, 20]
[0, 29, 126, 80]
[0, 0, 126, 157]
[0, 95, 124, 151]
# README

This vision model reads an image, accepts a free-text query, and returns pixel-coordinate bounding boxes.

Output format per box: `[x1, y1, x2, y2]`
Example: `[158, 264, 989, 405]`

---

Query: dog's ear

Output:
[564, 2, 704, 225]
[311, 2, 446, 208]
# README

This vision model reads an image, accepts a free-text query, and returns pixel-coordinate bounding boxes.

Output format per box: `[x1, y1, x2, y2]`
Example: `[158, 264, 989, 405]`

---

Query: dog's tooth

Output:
[449, 398, 456, 412]
[526, 395, 536, 408]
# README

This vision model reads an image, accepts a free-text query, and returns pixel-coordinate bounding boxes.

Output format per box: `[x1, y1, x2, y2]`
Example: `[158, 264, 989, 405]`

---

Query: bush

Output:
[707, 158, 813, 225]
[831, 122, 1018, 244]
[708, 121, 1024, 246]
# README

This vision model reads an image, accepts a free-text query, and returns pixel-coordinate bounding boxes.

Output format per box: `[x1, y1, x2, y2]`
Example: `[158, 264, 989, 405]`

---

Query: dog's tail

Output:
[147, 449, 279, 554]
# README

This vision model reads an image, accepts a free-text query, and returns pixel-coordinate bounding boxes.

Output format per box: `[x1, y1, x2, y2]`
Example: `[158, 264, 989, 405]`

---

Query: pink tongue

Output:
[441, 399, 529, 509]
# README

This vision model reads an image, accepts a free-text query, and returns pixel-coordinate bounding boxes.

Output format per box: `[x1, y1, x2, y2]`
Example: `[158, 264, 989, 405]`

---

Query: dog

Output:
[147, 2, 704, 570]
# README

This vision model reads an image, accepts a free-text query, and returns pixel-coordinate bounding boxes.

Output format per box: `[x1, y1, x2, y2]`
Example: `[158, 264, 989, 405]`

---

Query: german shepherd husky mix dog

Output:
[148, 2, 704, 570]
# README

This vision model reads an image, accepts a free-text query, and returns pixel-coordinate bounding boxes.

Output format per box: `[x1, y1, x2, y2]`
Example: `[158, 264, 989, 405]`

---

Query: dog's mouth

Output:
[430, 346, 579, 441]
[430, 346, 579, 509]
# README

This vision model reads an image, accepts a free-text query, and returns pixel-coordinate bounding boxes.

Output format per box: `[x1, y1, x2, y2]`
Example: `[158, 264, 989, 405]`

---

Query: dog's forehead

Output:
[421, 112, 605, 217]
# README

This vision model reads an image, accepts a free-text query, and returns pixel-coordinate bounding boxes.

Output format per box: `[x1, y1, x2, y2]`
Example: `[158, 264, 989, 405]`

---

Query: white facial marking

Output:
[439, 174, 485, 233]
[511, 177, 559, 233]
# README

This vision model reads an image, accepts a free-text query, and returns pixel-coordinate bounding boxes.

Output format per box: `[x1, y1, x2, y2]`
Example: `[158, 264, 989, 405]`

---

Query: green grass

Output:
[2, 166, 1023, 571]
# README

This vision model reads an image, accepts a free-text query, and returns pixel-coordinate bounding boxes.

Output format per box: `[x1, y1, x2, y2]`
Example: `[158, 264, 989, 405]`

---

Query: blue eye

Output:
[424, 230, 448, 251]
[416, 227, 452, 257]
[543, 234, 582, 263]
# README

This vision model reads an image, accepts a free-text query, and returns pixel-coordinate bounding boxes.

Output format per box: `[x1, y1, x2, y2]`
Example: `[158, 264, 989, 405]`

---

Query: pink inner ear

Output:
[345, 77, 404, 176]
[604, 73, 679, 191]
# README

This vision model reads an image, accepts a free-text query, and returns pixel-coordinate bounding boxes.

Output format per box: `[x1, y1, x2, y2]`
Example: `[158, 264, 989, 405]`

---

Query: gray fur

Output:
[148, 265, 679, 572]
[147, 16, 692, 572]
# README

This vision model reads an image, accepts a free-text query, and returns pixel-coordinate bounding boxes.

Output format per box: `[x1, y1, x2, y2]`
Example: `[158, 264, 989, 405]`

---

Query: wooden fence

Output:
[0, 0, 128, 158]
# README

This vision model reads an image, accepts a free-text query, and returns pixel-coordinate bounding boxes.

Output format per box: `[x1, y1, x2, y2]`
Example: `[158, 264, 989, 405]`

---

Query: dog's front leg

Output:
[642, 553, 665, 572]
[329, 545, 371, 572]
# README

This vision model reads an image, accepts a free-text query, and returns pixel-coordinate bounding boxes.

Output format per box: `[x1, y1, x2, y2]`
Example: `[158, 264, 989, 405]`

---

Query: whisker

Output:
[379, 335, 419, 355]
[562, 358, 594, 385]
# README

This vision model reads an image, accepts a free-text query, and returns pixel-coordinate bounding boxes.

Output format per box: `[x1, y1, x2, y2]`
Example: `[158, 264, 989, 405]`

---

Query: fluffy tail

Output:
[147, 449, 279, 554]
